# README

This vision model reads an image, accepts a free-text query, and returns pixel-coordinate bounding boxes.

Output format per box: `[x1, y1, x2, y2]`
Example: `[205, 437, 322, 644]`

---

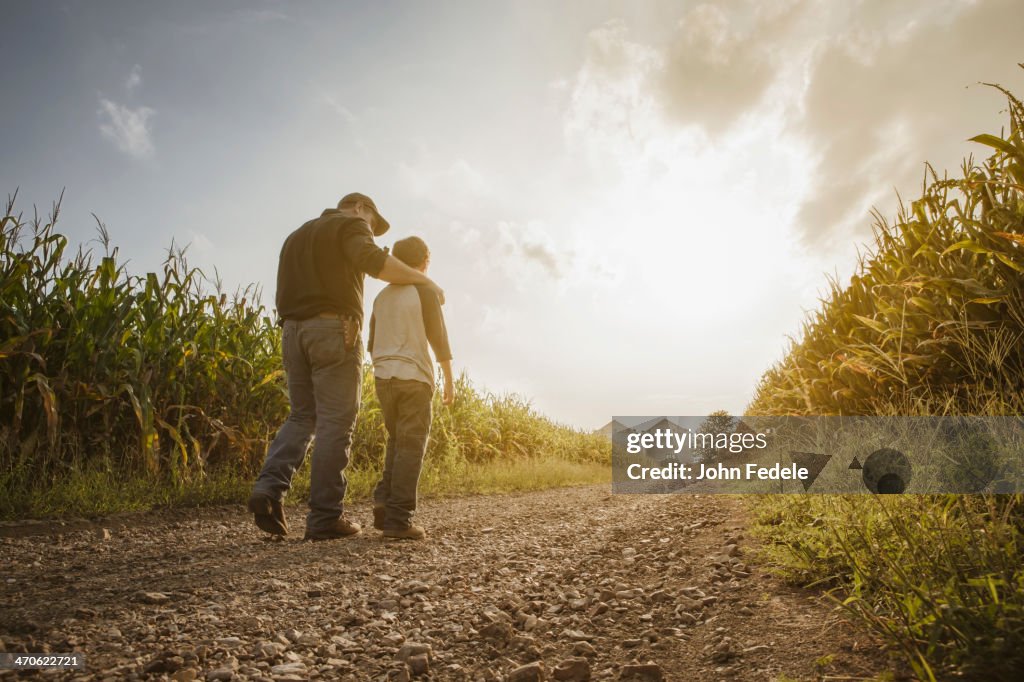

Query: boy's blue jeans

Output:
[252, 318, 362, 532]
[373, 377, 433, 528]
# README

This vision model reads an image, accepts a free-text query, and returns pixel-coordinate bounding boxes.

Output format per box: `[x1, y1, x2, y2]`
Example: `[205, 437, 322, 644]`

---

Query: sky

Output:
[2, 0, 1022, 430]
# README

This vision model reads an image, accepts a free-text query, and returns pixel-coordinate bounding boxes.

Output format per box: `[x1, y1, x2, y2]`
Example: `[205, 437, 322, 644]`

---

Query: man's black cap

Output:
[338, 192, 390, 236]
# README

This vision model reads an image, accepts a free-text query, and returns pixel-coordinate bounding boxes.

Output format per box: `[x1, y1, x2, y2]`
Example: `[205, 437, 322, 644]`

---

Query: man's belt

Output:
[313, 312, 360, 350]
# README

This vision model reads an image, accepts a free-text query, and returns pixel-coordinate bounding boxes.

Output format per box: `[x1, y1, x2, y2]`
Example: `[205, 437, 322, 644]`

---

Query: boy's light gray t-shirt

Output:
[368, 284, 452, 387]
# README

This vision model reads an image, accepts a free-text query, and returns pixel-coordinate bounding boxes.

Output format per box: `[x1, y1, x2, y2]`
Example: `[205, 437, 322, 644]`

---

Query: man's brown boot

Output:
[304, 517, 362, 541]
[247, 492, 288, 536]
[382, 524, 426, 541]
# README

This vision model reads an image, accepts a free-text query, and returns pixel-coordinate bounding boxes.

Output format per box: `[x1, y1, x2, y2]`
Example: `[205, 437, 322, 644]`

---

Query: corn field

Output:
[750, 83, 1024, 418]
[750, 80, 1024, 680]
[0, 193, 606, 518]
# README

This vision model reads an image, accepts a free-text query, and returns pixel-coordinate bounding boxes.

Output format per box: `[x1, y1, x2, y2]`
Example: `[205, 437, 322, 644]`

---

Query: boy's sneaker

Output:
[382, 524, 426, 541]
[247, 492, 288, 536]
[303, 517, 362, 541]
[372, 505, 386, 530]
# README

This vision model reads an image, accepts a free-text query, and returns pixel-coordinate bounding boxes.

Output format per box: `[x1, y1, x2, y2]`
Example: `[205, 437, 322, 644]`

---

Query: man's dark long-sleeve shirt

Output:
[275, 208, 389, 324]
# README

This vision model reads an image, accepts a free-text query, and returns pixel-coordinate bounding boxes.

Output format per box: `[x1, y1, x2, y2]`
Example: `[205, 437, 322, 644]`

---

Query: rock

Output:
[619, 663, 664, 681]
[171, 670, 197, 682]
[507, 661, 546, 681]
[206, 667, 234, 681]
[256, 641, 285, 658]
[395, 642, 432, 662]
[380, 626, 403, 643]
[389, 667, 412, 682]
[331, 635, 361, 652]
[407, 653, 430, 676]
[724, 544, 741, 557]
[137, 591, 170, 604]
[511, 634, 538, 651]
[216, 637, 243, 648]
[676, 611, 697, 626]
[399, 580, 429, 595]
[270, 662, 307, 675]
[480, 621, 512, 642]
[572, 641, 597, 657]
[144, 658, 171, 674]
[562, 629, 594, 642]
[99, 528, 112, 541]
[553, 657, 590, 681]
[648, 590, 672, 603]
[236, 615, 265, 631]
[712, 638, 736, 663]
[296, 632, 319, 646]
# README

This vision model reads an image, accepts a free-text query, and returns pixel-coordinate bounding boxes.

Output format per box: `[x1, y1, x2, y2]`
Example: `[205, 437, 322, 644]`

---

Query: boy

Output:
[367, 236, 454, 540]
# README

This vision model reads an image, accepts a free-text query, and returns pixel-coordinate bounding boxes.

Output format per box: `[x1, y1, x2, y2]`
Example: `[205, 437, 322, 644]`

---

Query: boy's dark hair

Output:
[392, 236, 430, 268]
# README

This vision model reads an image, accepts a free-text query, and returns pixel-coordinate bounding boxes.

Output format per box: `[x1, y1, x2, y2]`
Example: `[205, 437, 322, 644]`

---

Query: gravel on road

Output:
[0, 486, 903, 681]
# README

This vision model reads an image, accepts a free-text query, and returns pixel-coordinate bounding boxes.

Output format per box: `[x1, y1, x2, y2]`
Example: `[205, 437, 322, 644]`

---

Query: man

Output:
[248, 193, 443, 541]
[367, 236, 454, 540]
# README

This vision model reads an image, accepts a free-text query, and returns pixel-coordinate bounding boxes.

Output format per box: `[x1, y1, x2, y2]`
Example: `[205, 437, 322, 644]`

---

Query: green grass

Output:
[748, 75, 1024, 681]
[751, 493, 1024, 681]
[3, 453, 609, 520]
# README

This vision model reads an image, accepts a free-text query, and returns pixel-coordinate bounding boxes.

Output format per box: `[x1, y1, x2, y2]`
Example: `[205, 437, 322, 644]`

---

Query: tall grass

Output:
[750, 78, 1024, 680]
[750, 83, 1024, 418]
[0, 194, 607, 519]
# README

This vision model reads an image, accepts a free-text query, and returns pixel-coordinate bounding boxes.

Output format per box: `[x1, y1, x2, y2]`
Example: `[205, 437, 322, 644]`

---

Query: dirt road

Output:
[0, 487, 902, 681]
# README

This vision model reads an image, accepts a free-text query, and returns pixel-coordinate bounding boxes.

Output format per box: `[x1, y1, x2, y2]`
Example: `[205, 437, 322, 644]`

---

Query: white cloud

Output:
[236, 8, 291, 24]
[564, 20, 663, 164]
[496, 220, 570, 281]
[98, 98, 155, 159]
[793, 0, 1024, 247]
[125, 64, 142, 91]
[185, 229, 215, 258]
[657, 2, 798, 133]
[565, 0, 1024, 250]
[397, 156, 493, 217]
[321, 92, 356, 124]
[479, 304, 512, 335]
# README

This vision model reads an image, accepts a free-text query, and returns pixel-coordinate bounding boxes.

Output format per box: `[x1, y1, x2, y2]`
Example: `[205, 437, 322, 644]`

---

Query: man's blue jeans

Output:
[252, 318, 362, 532]
[372, 377, 433, 529]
